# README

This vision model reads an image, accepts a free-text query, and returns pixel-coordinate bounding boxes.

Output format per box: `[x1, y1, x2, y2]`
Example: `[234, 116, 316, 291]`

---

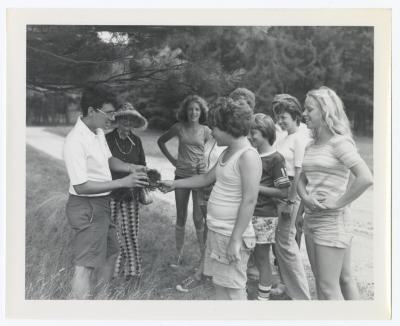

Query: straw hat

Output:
[114, 102, 148, 129]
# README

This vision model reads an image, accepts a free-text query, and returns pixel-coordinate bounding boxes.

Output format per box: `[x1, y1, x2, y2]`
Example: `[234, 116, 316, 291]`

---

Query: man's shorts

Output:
[203, 230, 255, 289]
[65, 195, 119, 269]
[252, 216, 278, 244]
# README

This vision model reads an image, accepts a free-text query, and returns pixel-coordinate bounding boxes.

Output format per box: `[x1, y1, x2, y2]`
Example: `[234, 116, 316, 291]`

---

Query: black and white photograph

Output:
[4, 7, 392, 320]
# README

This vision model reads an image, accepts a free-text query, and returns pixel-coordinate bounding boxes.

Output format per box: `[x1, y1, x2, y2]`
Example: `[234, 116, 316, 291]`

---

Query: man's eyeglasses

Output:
[97, 108, 115, 119]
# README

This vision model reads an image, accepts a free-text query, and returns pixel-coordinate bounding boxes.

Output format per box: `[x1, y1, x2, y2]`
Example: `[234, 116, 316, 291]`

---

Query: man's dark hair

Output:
[80, 85, 118, 116]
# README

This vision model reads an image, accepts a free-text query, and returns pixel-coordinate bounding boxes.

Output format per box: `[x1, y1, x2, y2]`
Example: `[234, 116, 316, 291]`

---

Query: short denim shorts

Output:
[203, 230, 255, 289]
[304, 208, 353, 249]
[65, 195, 119, 268]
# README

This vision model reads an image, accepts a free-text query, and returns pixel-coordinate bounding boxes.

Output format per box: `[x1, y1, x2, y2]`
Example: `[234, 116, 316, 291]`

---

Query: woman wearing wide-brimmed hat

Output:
[105, 102, 148, 279]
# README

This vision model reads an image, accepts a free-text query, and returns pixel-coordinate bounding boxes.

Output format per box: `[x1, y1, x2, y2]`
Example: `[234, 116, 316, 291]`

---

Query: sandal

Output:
[176, 275, 203, 292]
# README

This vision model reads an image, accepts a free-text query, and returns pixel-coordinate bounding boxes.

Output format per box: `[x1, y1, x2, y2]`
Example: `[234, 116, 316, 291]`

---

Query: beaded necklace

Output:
[114, 135, 133, 155]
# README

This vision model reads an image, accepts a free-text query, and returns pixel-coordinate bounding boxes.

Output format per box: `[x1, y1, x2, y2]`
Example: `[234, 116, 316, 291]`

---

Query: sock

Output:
[258, 284, 271, 300]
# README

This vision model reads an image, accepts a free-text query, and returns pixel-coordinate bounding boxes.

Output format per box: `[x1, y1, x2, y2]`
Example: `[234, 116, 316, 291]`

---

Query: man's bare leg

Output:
[71, 266, 92, 299]
[96, 253, 119, 288]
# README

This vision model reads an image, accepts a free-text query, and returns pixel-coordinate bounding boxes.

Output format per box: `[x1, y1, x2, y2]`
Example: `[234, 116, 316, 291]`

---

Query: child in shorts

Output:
[248, 113, 291, 300]
[160, 97, 262, 300]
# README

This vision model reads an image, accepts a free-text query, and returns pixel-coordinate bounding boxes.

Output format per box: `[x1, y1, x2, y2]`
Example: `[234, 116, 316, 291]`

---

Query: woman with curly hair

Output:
[297, 86, 373, 300]
[157, 95, 212, 268]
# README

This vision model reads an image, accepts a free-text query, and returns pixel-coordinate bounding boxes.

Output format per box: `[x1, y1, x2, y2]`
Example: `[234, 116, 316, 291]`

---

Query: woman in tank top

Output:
[157, 95, 211, 268]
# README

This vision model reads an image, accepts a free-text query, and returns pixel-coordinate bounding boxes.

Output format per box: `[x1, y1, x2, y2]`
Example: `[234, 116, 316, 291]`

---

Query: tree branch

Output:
[27, 45, 139, 65]
[27, 82, 84, 92]
[103, 63, 186, 82]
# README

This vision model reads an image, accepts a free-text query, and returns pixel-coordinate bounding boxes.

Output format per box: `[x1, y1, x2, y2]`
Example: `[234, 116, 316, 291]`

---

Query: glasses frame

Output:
[96, 108, 116, 119]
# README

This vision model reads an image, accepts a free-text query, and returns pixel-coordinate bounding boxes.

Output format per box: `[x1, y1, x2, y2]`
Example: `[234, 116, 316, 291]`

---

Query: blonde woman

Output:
[297, 86, 373, 300]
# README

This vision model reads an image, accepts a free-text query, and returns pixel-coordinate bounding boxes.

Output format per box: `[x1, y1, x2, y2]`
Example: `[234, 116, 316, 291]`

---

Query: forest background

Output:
[26, 25, 373, 135]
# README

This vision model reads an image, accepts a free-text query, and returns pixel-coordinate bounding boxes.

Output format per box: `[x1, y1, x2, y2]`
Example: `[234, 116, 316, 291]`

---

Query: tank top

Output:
[207, 146, 261, 237]
[175, 123, 211, 177]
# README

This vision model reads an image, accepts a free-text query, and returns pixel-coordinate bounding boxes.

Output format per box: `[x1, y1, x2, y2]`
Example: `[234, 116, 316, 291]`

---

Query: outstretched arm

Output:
[159, 165, 217, 192]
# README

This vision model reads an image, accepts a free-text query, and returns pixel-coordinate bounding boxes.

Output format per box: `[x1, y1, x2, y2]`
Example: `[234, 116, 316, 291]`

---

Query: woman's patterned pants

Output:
[110, 197, 142, 278]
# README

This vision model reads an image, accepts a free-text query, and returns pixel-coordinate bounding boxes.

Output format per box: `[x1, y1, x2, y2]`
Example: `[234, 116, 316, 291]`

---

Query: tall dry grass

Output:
[26, 145, 213, 300]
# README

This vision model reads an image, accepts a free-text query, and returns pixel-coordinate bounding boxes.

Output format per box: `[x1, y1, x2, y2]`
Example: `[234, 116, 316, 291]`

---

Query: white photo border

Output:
[5, 8, 391, 320]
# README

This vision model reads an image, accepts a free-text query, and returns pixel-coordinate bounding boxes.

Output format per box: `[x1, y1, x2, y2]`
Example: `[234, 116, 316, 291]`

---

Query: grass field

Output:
[26, 145, 213, 299]
[28, 127, 373, 300]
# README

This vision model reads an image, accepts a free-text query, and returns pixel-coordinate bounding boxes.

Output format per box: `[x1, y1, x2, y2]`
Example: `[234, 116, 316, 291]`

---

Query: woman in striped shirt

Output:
[297, 86, 373, 300]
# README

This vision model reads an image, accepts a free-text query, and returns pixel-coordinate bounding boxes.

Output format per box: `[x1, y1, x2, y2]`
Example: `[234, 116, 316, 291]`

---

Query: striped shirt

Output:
[302, 135, 363, 214]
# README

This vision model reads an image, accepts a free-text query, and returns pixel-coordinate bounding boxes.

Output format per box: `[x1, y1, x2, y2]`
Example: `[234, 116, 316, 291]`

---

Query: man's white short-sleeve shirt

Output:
[63, 117, 112, 196]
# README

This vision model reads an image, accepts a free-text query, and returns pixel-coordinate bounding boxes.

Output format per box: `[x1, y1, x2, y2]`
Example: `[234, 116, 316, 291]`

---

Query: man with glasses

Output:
[63, 85, 149, 299]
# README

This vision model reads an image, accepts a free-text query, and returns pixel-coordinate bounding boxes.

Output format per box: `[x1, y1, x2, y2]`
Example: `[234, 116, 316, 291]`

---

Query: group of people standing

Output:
[63, 83, 372, 301]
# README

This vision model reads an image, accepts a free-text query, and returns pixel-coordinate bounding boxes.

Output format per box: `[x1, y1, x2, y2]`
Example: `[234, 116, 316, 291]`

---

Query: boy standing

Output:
[249, 113, 291, 300]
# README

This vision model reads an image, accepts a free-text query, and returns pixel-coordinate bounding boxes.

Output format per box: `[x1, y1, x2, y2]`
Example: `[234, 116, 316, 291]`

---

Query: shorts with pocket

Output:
[252, 216, 278, 244]
[304, 208, 353, 249]
[65, 194, 119, 269]
[203, 230, 255, 289]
